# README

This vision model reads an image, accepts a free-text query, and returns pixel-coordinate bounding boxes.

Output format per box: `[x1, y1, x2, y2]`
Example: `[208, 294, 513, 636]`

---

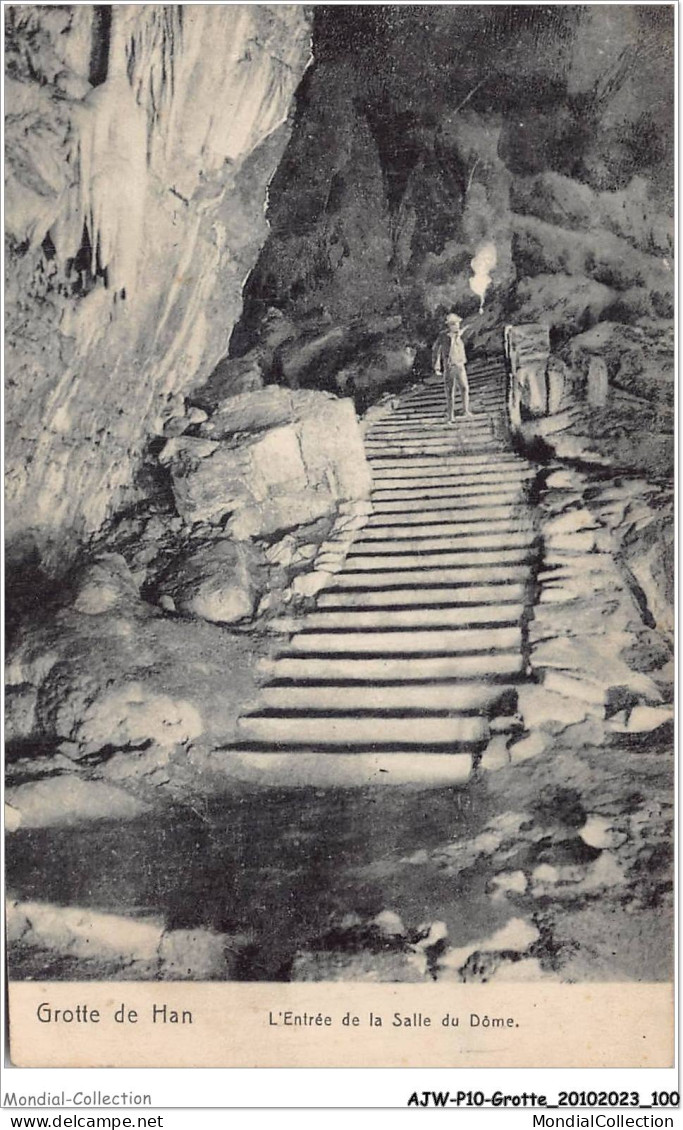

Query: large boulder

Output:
[161, 539, 264, 625]
[48, 682, 203, 756]
[200, 386, 308, 438]
[71, 553, 141, 615]
[6, 778, 150, 830]
[160, 388, 371, 539]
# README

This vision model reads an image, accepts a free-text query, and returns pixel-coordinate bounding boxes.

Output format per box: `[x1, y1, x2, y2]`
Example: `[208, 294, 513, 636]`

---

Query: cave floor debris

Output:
[224, 358, 539, 787]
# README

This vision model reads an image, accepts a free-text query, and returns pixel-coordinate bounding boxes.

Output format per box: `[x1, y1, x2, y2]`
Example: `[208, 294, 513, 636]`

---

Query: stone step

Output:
[372, 411, 503, 422]
[383, 390, 503, 403]
[368, 449, 517, 463]
[396, 394, 503, 411]
[238, 713, 489, 746]
[386, 423, 507, 434]
[370, 483, 528, 501]
[366, 443, 500, 457]
[332, 564, 532, 587]
[367, 433, 504, 448]
[392, 410, 503, 420]
[371, 454, 509, 467]
[368, 415, 498, 429]
[367, 446, 504, 460]
[373, 416, 504, 430]
[351, 532, 535, 554]
[317, 583, 527, 608]
[411, 376, 504, 387]
[344, 548, 535, 571]
[369, 470, 534, 490]
[261, 651, 525, 681]
[414, 389, 504, 401]
[361, 522, 532, 540]
[370, 466, 529, 482]
[369, 451, 506, 464]
[371, 405, 503, 421]
[371, 493, 526, 514]
[284, 625, 522, 655]
[257, 681, 516, 713]
[394, 404, 501, 417]
[393, 389, 504, 402]
[368, 453, 522, 470]
[212, 750, 473, 788]
[397, 405, 502, 415]
[396, 391, 504, 403]
[363, 511, 526, 531]
[408, 371, 502, 379]
[367, 485, 529, 502]
[270, 602, 524, 632]
[366, 424, 496, 441]
[380, 419, 503, 431]
[411, 378, 504, 386]
[368, 424, 502, 439]
[384, 399, 504, 417]
[368, 433, 506, 447]
[401, 396, 504, 408]
[402, 381, 504, 398]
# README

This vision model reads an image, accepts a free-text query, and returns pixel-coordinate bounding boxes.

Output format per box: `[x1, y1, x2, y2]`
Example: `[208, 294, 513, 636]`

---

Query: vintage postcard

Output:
[4, 2, 675, 1069]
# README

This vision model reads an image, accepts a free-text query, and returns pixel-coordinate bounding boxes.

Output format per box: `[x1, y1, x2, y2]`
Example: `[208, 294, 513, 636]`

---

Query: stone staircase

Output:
[224, 358, 539, 786]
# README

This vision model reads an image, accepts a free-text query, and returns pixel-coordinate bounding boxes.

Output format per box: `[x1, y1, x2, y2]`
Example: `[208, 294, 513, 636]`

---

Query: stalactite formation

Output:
[5, 5, 312, 562]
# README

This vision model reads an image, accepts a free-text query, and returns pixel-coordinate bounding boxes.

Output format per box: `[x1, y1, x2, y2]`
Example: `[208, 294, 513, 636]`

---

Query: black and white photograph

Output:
[4, 0, 675, 1066]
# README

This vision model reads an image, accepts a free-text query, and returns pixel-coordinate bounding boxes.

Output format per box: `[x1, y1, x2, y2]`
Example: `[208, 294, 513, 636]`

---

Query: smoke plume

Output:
[469, 241, 497, 313]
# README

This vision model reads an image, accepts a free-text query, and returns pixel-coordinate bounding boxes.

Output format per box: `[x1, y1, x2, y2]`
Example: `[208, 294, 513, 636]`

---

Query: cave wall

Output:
[5, 4, 312, 570]
[5, 4, 674, 572]
[234, 5, 673, 384]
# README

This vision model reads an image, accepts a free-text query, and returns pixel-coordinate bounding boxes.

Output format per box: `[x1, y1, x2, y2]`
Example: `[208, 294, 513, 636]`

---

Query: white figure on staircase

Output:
[432, 312, 473, 422]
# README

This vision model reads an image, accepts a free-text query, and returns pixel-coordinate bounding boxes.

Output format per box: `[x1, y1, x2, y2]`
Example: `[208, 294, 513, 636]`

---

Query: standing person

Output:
[432, 312, 473, 421]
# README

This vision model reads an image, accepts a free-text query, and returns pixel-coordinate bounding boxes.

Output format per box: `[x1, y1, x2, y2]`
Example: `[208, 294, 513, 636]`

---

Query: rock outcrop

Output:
[5, 5, 312, 571]
[161, 387, 371, 538]
[225, 7, 672, 442]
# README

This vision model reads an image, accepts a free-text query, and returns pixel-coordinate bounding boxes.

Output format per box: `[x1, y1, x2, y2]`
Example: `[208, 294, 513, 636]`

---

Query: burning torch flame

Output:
[469, 242, 497, 314]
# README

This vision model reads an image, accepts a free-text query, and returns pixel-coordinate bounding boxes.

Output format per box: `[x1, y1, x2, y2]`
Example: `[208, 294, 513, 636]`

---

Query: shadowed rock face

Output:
[234, 6, 673, 390]
[5, 5, 312, 571]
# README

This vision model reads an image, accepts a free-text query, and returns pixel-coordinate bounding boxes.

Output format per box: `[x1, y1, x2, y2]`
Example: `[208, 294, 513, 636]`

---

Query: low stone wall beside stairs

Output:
[484, 463, 673, 771]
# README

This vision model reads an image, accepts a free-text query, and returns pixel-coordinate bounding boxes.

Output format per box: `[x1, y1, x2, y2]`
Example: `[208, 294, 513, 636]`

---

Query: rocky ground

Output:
[7, 726, 672, 983]
[5, 383, 374, 831]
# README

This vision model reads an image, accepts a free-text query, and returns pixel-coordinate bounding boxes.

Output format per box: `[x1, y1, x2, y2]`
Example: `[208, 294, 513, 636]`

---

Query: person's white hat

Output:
[445, 312, 462, 326]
